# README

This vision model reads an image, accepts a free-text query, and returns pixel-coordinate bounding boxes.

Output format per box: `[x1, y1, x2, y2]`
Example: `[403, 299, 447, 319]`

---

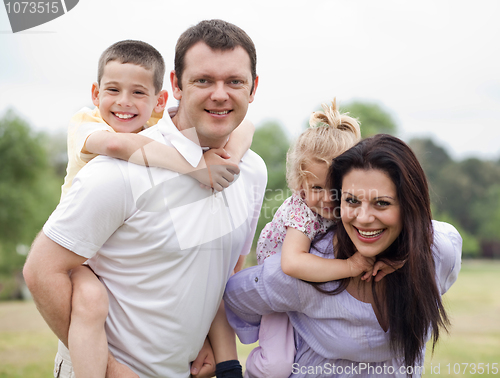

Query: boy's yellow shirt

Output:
[60, 107, 164, 199]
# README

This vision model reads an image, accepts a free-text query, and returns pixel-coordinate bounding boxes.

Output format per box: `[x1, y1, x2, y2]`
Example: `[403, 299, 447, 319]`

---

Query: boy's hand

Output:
[347, 252, 375, 278]
[191, 338, 216, 378]
[190, 149, 240, 192]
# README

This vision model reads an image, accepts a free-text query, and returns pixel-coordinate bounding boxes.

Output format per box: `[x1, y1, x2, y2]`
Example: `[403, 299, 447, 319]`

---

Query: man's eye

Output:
[134, 91, 145, 95]
[107, 88, 118, 92]
[196, 79, 208, 84]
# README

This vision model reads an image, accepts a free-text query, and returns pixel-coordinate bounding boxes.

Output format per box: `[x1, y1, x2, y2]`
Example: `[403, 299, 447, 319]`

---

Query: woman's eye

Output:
[376, 200, 391, 207]
[343, 197, 357, 205]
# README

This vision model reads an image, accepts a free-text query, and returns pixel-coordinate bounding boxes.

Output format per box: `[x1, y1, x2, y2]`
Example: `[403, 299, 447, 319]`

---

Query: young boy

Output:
[63, 40, 253, 378]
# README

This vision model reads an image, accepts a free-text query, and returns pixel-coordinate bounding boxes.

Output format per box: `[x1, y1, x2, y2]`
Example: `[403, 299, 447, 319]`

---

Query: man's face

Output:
[171, 42, 258, 148]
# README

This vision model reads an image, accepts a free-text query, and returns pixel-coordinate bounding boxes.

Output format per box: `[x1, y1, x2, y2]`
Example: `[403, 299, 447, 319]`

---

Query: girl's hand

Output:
[190, 149, 240, 191]
[347, 252, 375, 278]
[362, 259, 406, 282]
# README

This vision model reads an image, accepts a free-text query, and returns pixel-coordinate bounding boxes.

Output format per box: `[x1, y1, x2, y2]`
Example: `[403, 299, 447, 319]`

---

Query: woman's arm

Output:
[281, 228, 374, 282]
[223, 254, 303, 345]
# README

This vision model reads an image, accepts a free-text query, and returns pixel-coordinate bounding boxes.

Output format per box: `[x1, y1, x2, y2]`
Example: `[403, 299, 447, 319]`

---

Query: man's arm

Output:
[23, 232, 86, 346]
[233, 255, 246, 274]
[23, 232, 139, 378]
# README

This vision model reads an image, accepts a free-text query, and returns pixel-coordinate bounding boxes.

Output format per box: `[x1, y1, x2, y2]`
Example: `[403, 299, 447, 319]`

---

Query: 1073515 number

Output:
[5, 2, 59, 14]
[446, 363, 498, 375]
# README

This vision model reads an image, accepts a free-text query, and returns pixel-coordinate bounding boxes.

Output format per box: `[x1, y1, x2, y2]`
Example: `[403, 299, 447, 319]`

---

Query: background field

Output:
[1, 260, 499, 378]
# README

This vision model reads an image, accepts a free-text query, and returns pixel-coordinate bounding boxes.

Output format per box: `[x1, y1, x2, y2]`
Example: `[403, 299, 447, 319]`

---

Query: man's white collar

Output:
[155, 113, 203, 168]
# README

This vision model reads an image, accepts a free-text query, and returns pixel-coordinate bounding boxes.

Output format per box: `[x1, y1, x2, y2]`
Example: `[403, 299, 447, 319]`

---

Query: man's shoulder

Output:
[242, 149, 266, 171]
[241, 149, 267, 183]
[75, 148, 133, 193]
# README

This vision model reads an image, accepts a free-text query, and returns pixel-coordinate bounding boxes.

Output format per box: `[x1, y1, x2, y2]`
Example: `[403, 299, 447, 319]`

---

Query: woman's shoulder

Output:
[431, 220, 463, 294]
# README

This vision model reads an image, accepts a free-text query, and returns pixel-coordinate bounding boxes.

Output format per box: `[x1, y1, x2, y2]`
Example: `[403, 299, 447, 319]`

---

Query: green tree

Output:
[472, 185, 500, 240]
[409, 138, 452, 183]
[0, 110, 61, 298]
[432, 210, 480, 258]
[339, 101, 398, 137]
[249, 121, 290, 265]
[410, 136, 500, 258]
[251, 121, 289, 191]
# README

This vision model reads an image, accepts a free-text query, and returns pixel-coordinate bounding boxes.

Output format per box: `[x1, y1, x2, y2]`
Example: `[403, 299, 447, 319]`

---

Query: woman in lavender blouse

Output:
[224, 134, 462, 378]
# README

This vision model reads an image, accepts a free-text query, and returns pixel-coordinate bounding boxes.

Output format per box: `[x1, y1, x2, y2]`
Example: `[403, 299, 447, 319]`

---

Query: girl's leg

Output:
[244, 312, 296, 378]
[68, 265, 109, 378]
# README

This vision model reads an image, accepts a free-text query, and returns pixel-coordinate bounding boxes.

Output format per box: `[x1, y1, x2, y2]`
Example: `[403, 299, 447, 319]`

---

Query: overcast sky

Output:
[1, 0, 499, 160]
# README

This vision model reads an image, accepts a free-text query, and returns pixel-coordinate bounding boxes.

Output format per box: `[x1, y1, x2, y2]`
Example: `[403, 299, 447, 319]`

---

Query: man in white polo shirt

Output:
[23, 20, 266, 378]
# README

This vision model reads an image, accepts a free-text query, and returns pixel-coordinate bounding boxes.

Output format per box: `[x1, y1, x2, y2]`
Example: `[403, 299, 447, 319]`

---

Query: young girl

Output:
[245, 99, 377, 378]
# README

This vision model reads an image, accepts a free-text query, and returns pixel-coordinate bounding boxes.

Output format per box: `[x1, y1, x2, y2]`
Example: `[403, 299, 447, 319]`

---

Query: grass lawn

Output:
[1, 260, 499, 377]
[0, 301, 57, 378]
[422, 260, 500, 377]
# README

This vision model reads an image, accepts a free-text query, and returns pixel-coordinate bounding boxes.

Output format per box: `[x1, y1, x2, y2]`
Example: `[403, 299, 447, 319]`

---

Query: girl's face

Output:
[340, 168, 402, 258]
[300, 161, 336, 220]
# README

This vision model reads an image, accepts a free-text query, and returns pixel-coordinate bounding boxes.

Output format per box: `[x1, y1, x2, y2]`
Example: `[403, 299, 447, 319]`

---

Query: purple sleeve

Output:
[431, 220, 462, 295]
[223, 253, 303, 343]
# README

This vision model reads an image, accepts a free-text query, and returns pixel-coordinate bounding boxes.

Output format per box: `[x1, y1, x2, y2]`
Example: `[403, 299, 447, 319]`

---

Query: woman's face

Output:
[340, 168, 402, 258]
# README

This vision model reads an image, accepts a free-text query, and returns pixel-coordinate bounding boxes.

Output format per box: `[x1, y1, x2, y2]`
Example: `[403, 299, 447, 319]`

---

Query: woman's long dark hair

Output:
[318, 134, 449, 369]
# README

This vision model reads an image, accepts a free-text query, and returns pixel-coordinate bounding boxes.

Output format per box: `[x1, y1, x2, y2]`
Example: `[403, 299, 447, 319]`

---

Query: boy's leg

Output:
[244, 312, 296, 378]
[68, 265, 109, 378]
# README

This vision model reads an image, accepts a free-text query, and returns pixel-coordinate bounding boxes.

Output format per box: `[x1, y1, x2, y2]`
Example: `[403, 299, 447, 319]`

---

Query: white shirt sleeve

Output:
[44, 157, 132, 259]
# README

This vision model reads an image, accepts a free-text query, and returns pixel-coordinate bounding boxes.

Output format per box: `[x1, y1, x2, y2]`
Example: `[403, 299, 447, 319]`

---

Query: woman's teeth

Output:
[358, 229, 384, 238]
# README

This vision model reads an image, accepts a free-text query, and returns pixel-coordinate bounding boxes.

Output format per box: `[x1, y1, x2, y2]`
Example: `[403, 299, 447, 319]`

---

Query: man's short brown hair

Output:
[174, 19, 257, 93]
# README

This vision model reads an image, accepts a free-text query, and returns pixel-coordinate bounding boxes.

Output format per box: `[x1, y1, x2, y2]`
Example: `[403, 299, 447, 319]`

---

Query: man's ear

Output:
[249, 75, 259, 104]
[91, 82, 100, 107]
[170, 70, 182, 100]
[154, 90, 168, 113]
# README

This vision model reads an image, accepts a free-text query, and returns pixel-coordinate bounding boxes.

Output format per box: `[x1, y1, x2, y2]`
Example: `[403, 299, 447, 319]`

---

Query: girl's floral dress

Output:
[256, 193, 335, 265]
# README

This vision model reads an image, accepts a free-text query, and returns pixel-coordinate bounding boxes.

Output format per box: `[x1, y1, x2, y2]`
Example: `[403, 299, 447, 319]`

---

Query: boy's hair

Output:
[286, 98, 361, 191]
[97, 40, 165, 94]
[174, 19, 257, 93]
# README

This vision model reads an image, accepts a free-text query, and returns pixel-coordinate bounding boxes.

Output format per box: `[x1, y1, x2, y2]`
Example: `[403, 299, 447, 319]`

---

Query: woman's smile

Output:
[341, 169, 402, 257]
